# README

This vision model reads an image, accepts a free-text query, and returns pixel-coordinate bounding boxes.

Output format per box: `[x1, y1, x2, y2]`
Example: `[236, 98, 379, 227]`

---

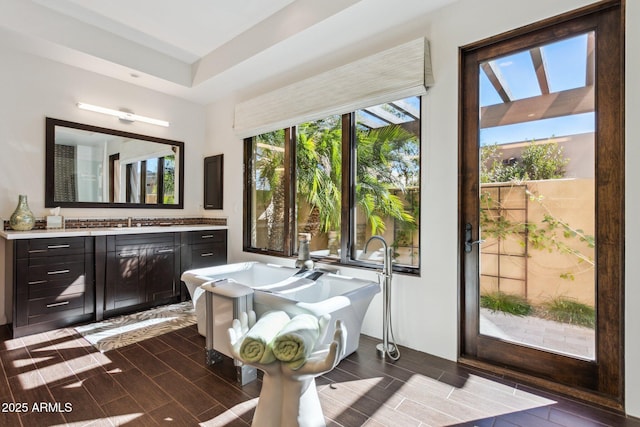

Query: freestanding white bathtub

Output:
[181, 262, 380, 365]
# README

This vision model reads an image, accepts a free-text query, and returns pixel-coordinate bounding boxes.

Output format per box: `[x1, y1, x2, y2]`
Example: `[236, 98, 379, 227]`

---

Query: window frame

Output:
[243, 100, 421, 275]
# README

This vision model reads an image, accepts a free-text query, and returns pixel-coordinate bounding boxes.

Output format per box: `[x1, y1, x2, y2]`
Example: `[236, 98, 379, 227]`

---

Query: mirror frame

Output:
[45, 117, 185, 209]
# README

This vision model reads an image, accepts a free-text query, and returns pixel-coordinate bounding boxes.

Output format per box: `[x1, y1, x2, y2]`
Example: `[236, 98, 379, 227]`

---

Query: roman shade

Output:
[233, 38, 434, 139]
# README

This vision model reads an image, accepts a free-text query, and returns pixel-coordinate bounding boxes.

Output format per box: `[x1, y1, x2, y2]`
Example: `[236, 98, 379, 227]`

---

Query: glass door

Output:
[477, 32, 596, 359]
[460, 1, 623, 403]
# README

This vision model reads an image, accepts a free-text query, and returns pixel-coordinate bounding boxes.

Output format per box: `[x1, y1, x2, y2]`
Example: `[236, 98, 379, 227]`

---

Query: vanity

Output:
[2, 225, 227, 338]
[1, 117, 227, 337]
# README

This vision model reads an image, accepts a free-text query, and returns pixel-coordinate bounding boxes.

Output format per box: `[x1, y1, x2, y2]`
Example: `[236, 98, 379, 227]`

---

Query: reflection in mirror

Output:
[46, 118, 184, 208]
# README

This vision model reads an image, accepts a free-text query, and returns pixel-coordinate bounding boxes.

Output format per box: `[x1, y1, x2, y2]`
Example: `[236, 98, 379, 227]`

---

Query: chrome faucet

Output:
[364, 235, 392, 280]
[364, 235, 400, 360]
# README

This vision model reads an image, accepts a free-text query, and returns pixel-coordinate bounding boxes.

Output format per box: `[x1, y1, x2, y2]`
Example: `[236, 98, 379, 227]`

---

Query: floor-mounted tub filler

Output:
[181, 262, 380, 384]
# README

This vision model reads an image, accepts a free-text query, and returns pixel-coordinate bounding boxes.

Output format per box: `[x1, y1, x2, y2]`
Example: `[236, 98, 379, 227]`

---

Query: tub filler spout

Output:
[364, 235, 401, 361]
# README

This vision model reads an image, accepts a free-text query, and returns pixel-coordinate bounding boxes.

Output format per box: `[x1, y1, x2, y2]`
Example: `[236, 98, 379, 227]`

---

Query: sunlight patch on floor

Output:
[200, 399, 257, 426]
[51, 413, 144, 426]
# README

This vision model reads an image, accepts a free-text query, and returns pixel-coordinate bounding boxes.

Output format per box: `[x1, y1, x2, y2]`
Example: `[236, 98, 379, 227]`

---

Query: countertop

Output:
[0, 224, 228, 240]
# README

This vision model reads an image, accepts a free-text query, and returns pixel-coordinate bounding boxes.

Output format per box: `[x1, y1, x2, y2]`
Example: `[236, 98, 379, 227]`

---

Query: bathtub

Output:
[181, 262, 299, 336]
[181, 262, 380, 363]
[252, 274, 380, 356]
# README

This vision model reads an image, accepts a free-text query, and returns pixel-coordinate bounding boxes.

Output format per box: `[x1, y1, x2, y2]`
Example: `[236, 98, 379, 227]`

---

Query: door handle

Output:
[465, 223, 485, 253]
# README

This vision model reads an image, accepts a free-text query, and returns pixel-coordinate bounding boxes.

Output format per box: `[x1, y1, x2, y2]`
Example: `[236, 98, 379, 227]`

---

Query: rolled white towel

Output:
[272, 314, 321, 369]
[239, 310, 290, 364]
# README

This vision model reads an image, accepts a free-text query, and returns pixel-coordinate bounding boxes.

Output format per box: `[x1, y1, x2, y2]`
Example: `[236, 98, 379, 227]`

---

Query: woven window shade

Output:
[233, 38, 433, 139]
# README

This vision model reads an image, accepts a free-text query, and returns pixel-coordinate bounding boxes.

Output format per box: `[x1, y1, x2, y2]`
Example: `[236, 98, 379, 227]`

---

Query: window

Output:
[123, 155, 175, 205]
[244, 96, 421, 273]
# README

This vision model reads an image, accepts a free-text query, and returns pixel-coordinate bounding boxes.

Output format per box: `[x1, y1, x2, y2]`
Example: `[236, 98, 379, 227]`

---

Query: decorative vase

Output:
[10, 195, 35, 231]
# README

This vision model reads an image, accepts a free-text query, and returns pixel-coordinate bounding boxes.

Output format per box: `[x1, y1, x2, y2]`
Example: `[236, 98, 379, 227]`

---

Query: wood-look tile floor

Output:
[0, 323, 638, 427]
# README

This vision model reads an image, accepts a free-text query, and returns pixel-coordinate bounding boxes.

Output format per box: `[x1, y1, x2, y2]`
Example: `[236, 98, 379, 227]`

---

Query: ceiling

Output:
[0, 0, 455, 105]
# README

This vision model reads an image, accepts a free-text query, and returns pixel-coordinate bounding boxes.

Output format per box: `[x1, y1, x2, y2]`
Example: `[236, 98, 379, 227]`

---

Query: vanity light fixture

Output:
[76, 102, 170, 127]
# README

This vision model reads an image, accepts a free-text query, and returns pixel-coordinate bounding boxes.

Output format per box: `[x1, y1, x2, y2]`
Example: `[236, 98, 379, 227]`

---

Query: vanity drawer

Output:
[187, 229, 226, 245]
[27, 293, 86, 323]
[188, 243, 227, 269]
[25, 255, 86, 283]
[28, 276, 86, 300]
[16, 237, 88, 259]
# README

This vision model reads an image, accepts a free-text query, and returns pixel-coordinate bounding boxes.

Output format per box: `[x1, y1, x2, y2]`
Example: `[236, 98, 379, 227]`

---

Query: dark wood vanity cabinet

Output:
[6, 227, 227, 335]
[179, 229, 227, 299]
[98, 233, 181, 317]
[181, 229, 227, 270]
[11, 236, 94, 337]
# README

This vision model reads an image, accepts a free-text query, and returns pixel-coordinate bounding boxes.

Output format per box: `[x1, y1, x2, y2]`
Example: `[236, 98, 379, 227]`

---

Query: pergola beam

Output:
[480, 85, 594, 128]
[529, 47, 550, 94]
[389, 99, 420, 119]
[481, 61, 512, 103]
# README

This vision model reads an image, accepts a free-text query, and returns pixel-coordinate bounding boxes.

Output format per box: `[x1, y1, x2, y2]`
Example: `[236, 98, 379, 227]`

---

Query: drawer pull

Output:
[48, 244, 71, 249]
[28, 280, 47, 285]
[119, 252, 139, 258]
[47, 269, 70, 275]
[200, 252, 214, 257]
[156, 249, 174, 254]
[46, 301, 70, 308]
[201, 234, 214, 239]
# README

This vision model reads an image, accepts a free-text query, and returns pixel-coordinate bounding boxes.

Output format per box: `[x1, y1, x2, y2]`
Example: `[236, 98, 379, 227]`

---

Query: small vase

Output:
[10, 195, 35, 231]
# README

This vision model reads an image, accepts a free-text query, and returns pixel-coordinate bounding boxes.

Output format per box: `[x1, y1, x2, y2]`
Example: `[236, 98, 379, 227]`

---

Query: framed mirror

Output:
[45, 117, 184, 208]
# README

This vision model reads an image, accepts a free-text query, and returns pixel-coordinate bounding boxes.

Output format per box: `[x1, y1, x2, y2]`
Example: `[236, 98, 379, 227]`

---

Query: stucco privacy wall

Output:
[0, 45, 207, 324]
[209, 0, 639, 416]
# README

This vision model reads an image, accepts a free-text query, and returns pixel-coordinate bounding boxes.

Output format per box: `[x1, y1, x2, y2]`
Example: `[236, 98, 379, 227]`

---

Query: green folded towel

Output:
[239, 310, 290, 364]
[272, 314, 321, 369]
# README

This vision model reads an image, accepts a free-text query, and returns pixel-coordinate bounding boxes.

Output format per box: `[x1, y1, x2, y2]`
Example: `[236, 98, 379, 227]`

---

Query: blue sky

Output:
[479, 33, 594, 146]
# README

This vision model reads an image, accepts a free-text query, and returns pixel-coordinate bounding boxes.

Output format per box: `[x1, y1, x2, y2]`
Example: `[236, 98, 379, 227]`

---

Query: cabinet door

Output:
[204, 154, 223, 209]
[105, 249, 145, 310]
[145, 246, 178, 301]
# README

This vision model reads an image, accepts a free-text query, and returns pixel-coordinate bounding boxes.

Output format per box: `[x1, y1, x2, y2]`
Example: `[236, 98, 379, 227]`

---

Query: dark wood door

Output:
[459, 1, 623, 408]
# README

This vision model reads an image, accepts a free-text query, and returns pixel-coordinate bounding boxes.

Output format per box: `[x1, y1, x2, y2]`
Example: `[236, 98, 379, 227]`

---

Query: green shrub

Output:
[481, 141, 568, 183]
[480, 292, 533, 316]
[539, 297, 595, 328]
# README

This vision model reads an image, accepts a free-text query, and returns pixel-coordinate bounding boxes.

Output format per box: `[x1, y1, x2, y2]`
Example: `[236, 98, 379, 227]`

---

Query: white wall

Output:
[0, 45, 207, 220]
[0, 44, 208, 325]
[208, 0, 640, 417]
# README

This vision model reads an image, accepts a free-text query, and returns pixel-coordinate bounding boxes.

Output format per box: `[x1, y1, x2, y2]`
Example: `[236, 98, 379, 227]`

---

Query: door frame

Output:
[458, 0, 624, 409]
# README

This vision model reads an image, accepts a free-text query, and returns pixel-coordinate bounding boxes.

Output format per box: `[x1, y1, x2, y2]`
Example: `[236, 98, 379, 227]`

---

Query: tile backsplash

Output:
[3, 216, 227, 231]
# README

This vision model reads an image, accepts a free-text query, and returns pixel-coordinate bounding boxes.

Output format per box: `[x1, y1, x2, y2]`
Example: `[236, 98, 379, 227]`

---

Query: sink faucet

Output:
[295, 233, 314, 271]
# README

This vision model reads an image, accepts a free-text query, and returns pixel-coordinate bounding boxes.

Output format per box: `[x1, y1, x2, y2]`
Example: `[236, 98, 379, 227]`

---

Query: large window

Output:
[244, 96, 421, 273]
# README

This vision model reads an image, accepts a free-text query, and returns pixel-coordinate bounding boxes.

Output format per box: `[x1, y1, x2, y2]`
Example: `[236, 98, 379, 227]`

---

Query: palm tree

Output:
[254, 130, 286, 251]
[296, 117, 416, 238]
[252, 117, 418, 251]
[354, 123, 417, 235]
